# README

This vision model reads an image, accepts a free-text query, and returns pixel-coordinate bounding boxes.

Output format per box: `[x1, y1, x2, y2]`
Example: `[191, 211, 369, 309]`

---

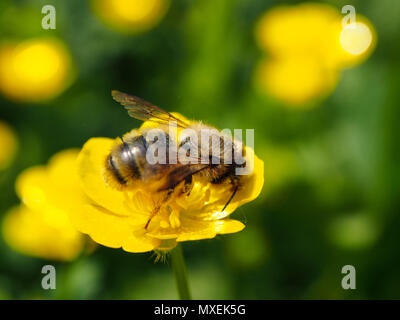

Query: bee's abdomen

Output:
[106, 154, 128, 185]
[105, 135, 149, 187]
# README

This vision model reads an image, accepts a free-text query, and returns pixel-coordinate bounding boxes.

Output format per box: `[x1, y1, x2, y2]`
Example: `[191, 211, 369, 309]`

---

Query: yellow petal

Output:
[69, 202, 160, 253]
[147, 215, 245, 242]
[77, 137, 135, 217]
[2, 205, 83, 261]
[233, 146, 265, 206]
[47, 148, 81, 189]
[122, 234, 161, 253]
[176, 218, 245, 242]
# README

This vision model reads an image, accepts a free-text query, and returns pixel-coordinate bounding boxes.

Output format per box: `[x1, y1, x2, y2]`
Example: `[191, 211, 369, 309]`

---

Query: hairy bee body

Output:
[105, 124, 244, 193]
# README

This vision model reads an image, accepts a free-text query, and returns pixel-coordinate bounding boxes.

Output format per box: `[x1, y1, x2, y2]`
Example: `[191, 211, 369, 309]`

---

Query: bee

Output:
[105, 90, 247, 229]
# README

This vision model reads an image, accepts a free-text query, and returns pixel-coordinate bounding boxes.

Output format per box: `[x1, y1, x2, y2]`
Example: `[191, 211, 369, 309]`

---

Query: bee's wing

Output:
[158, 164, 210, 191]
[112, 90, 190, 128]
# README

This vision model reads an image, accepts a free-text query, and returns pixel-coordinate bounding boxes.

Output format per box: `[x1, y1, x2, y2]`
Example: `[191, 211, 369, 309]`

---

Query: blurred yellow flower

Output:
[0, 37, 75, 103]
[255, 57, 339, 106]
[91, 0, 170, 33]
[0, 121, 18, 170]
[254, 3, 376, 106]
[255, 4, 340, 62]
[72, 114, 264, 253]
[2, 149, 87, 261]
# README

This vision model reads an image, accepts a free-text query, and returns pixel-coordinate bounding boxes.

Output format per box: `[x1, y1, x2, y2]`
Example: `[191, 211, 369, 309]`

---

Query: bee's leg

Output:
[221, 177, 239, 212]
[145, 189, 174, 230]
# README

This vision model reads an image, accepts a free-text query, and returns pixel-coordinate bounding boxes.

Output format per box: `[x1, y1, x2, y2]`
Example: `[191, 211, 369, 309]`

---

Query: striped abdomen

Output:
[105, 135, 148, 187]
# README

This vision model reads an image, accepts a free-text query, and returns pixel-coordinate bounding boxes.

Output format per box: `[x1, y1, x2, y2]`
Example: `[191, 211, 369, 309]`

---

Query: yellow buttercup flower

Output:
[2, 149, 87, 261]
[91, 0, 170, 33]
[0, 121, 18, 170]
[255, 56, 339, 106]
[255, 3, 340, 63]
[254, 3, 376, 106]
[72, 114, 264, 253]
[0, 37, 75, 103]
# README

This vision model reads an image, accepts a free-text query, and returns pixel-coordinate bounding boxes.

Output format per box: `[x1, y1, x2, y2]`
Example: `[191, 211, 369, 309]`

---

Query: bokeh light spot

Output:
[340, 22, 373, 55]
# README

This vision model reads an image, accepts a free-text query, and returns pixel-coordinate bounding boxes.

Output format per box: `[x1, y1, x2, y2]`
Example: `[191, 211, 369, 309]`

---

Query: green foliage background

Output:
[1, 0, 400, 299]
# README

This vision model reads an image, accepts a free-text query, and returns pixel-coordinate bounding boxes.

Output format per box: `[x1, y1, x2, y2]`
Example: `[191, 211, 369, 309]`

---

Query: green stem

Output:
[170, 244, 192, 300]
